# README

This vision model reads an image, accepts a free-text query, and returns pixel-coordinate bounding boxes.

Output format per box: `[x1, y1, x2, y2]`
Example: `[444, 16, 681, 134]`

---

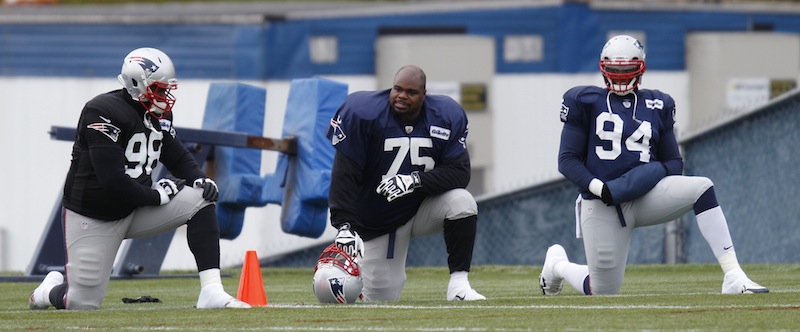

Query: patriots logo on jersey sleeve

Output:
[459, 124, 468, 148]
[327, 277, 347, 303]
[87, 122, 121, 142]
[330, 116, 346, 145]
[560, 100, 569, 122]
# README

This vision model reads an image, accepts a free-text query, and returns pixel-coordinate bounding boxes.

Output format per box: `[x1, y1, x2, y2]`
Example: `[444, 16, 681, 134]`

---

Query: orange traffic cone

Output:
[236, 250, 267, 306]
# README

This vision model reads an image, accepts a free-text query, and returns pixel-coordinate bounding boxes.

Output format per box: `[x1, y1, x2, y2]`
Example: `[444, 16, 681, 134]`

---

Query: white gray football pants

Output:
[63, 187, 212, 310]
[577, 175, 713, 295]
[360, 188, 477, 302]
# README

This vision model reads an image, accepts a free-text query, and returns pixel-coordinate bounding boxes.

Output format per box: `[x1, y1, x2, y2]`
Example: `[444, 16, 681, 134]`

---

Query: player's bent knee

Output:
[694, 176, 713, 191]
[680, 176, 713, 195]
[69, 248, 106, 287]
[361, 271, 405, 302]
[363, 288, 402, 302]
[589, 271, 623, 295]
[178, 187, 213, 208]
[594, 244, 618, 270]
[442, 188, 477, 220]
[589, 245, 625, 295]
[362, 281, 404, 302]
[590, 283, 622, 295]
[68, 301, 101, 310]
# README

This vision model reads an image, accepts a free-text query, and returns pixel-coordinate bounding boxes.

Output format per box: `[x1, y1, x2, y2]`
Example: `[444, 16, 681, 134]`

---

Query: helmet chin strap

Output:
[606, 89, 641, 123]
[612, 89, 633, 96]
[137, 93, 170, 119]
[150, 102, 168, 114]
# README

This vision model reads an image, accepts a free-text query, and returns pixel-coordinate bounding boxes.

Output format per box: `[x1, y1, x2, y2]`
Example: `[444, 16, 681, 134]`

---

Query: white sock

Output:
[717, 251, 743, 275]
[199, 268, 222, 289]
[696, 207, 735, 258]
[448, 271, 470, 290]
[560, 262, 590, 294]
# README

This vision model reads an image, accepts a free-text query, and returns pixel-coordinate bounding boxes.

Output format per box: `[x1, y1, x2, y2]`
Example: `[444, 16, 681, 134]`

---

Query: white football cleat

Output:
[447, 288, 486, 301]
[196, 284, 252, 309]
[721, 270, 768, 294]
[539, 244, 568, 295]
[29, 271, 64, 310]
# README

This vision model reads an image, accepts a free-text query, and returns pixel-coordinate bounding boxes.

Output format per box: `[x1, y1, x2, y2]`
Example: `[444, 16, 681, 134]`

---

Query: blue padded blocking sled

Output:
[262, 77, 348, 238]
[202, 82, 268, 239]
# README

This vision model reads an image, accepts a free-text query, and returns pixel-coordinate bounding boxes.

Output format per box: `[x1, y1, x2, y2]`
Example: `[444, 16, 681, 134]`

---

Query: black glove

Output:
[122, 295, 161, 303]
[600, 184, 613, 206]
[193, 178, 219, 202]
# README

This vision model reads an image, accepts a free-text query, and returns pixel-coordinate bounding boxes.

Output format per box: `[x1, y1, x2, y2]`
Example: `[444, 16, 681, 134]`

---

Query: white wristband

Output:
[588, 178, 605, 197]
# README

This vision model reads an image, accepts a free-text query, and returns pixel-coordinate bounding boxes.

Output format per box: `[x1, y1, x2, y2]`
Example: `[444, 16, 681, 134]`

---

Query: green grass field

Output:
[1, 264, 797, 331]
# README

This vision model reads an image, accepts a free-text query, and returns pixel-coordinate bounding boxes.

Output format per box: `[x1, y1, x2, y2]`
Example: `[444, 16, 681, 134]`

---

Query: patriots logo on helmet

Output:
[330, 116, 346, 145]
[327, 277, 347, 303]
[87, 122, 121, 142]
[633, 39, 644, 51]
[128, 56, 160, 75]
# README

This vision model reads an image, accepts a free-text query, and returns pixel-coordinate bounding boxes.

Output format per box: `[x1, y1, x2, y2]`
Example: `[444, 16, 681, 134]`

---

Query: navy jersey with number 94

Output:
[558, 85, 683, 199]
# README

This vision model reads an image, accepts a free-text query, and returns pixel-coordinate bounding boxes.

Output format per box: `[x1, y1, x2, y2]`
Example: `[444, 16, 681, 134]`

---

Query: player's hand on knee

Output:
[155, 178, 183, 205]
[334, 223, 364, 259]
[376, 171, 421, 202]
[193, 178, 219, 202]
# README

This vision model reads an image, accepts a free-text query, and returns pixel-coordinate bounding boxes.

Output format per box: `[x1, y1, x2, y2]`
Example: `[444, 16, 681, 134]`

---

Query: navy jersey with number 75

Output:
[326, 89, 469, 234]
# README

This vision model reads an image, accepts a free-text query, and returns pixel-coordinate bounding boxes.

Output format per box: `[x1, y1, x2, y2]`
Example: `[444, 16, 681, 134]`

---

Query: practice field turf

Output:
[1, 264, 797, 331]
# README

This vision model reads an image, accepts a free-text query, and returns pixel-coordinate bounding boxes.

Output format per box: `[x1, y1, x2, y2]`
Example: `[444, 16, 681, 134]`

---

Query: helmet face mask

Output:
[143, 80, 177, 117]
[599, 35, 646, 95]
[312, 244, 363, 304]
[117, 47, 178, 119]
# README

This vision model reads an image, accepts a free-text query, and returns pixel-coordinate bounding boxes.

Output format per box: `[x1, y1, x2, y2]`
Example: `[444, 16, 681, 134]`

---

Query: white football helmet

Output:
[117, 47, 178, 119]
[599, 35, 646, 95]
[312, 244, 363, 304]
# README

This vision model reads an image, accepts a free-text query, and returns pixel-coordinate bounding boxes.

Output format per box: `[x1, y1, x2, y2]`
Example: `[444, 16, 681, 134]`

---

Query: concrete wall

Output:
[686, 32, 800, 133]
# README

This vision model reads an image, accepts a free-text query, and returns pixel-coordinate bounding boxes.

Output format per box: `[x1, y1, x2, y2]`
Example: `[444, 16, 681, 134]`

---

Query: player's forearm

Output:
[661, 158, 683, 175]
[160, 140, 205, 182]
[417, 153, 470, 195]
[89, 146, 162, 206]
[558, 125, 597, 191]
[328, 152, 362, 228]
[604, 162, 667, 204]
[657, 129, 684, 175]
[558, 153, 597, 192]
